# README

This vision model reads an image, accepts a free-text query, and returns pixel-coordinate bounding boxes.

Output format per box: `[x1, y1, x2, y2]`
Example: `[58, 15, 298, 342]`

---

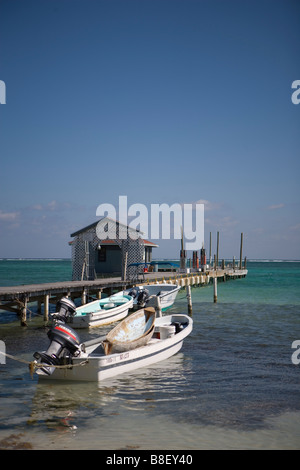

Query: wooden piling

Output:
[21, 296, 28, 326]
[81, 288, 87, 305]
[239, 232, 243, 270]
[216, 231, 219, 269]
[122, 251, 128, 281]
[44, 294, 49, 322]
[209, 231, 212, 267]
[156, 295, 162, 317]
[186, 284, 192, 315]
[213, 277, 217, 303]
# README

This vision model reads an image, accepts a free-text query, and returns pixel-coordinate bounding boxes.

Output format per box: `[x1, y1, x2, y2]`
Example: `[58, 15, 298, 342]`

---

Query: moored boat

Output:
[33, 311, 193, 382]
[66, 293, 133, 329]
[124, 283, 180, 311]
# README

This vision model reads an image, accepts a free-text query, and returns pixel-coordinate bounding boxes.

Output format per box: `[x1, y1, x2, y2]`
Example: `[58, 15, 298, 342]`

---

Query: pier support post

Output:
[20, 296, 28, 327]
[216, 231, 219, 270]
[155, 295, 162, 317]
[213, 277, 218, 303]
[239, 232, 243, 270]
[44, 294, 49, 322]
[81, 288, 87, 305]
[209, 231, 212, 267]
[186, 284, 192, 315]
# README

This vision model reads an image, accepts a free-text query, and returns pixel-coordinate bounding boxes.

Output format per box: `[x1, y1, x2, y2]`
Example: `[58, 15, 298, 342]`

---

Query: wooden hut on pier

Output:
[70, 217, 158, 281]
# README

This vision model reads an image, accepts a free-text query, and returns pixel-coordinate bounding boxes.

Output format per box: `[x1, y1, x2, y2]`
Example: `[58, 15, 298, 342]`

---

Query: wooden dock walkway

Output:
[0, 268, 248, 326]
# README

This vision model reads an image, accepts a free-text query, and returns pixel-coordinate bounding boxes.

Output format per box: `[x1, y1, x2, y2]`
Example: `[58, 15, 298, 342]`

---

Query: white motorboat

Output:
[33, 310, 193, 382]
[64, 293, 133, 329]
[124, 283, 180, 312]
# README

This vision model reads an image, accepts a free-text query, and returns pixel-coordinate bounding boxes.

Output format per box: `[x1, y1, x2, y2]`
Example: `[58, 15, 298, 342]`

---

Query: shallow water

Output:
[0, 261, 300, 449]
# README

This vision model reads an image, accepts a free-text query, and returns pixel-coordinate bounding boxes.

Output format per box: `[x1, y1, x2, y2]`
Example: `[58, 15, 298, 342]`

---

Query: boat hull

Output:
[37, 314, 192, 382]
[68, 295, 133, 329]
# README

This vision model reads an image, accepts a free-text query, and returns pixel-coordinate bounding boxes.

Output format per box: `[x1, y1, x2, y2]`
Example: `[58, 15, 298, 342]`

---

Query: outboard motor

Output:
[33, 297, 81, 376]
[128, 288, 138, 299]
[137, 289, 150, 307]
[52, 296, 77, 322]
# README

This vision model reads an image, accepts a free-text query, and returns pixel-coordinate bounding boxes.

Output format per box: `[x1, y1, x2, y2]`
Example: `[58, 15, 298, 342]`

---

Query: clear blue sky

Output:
[0, 0, 299, 259]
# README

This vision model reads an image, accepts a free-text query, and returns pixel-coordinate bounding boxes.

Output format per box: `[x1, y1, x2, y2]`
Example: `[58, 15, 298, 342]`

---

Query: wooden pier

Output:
[0, 268, 247, 326]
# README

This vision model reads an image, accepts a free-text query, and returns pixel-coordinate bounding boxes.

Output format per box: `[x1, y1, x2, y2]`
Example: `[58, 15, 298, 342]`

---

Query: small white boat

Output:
[34, 312, 193, 382]
[124, 283, 180, 312]
[67, 293, 133, 329]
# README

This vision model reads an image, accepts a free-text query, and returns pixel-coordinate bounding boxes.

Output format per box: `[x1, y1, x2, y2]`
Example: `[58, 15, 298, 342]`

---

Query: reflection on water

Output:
[30, 353, 189, 429]
[1, 268, 300, 449]
[2, 340, 299, 450]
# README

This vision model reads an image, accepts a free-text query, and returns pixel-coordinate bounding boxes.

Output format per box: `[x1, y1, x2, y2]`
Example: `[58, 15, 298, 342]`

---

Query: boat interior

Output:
[81, 317, 189, 357]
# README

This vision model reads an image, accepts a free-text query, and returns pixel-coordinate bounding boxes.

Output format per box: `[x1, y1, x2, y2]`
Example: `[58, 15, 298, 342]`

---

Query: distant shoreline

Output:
[0, 258, 300, 262]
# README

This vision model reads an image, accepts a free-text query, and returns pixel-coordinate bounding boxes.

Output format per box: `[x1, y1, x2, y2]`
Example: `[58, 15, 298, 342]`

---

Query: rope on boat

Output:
[0, 350, 89, 378]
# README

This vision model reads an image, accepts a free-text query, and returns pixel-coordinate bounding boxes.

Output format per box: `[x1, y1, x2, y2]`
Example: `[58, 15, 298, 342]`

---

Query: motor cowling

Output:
[52, 296, 77, 322]
[34, 322, 81, 376]
[128, 288, 138, 299]
[137, 289, 150, 307]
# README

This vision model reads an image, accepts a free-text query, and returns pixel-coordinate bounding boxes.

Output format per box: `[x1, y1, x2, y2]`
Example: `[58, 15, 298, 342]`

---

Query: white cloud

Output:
[30, 201, 74, 212]
[32, 204, 43, 211]
[180, 199, 223, 212]
[289, 223, 300, 232]
[48, 200, 57, 211]
[0, 210, 19, 221]
[195, 199, 223, 211]
[267, 203, 285, 210]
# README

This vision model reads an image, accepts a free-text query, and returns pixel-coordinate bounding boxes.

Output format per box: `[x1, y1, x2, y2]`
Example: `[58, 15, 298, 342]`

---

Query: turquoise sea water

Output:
[0, 259, 299, 449]
[0, 258, 72, 287]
